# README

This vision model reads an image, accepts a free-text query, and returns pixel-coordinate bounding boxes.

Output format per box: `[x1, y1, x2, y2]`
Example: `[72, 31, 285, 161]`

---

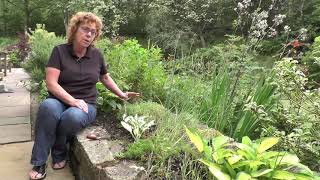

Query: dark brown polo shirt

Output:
[46, 43, 107, 104]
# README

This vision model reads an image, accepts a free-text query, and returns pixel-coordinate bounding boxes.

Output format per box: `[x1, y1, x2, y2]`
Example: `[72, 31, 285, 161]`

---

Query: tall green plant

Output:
[233, 75, 277, 141]
[200, 66, 235, 133]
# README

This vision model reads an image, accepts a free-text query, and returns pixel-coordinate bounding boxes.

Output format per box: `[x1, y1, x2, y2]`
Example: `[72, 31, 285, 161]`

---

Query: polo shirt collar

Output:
[67, 43, 93, 58]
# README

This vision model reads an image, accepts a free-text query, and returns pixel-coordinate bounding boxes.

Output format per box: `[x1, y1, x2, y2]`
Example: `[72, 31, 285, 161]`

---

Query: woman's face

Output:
[74, 22, 97, 48]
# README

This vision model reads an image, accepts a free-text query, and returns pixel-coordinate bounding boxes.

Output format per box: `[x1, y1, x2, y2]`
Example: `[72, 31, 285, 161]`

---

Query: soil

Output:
[95, 111, 133, 143]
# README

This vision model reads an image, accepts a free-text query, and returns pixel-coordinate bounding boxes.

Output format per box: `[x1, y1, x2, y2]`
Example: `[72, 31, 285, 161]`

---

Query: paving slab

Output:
[0, 105, 30, 118]
[0, 142, 74, 180]
[0, 116, 30, 125]
[0, 91, 30, 107]
[0, 124, 31, 144]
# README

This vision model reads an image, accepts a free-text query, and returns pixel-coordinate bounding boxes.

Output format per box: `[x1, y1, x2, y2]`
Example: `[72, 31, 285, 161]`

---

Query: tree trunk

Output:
[23, 0, 31, 33]
[63, 7, 69, 34]
[300, 0, 305, 26]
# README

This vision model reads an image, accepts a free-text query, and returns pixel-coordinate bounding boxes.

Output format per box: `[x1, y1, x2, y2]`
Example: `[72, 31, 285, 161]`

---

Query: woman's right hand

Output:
[72, 99, 88, 113]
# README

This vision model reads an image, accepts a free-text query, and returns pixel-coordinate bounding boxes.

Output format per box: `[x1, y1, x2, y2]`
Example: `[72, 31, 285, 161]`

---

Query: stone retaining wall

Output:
[70, 126, 145, 180]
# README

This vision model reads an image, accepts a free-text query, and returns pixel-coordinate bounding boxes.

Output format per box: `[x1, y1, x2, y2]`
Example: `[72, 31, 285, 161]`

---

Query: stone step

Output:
[0, 124, 31, 144]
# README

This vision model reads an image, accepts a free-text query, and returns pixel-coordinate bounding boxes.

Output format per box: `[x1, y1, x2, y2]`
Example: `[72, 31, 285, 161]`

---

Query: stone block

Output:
[70, 126, 145, 180]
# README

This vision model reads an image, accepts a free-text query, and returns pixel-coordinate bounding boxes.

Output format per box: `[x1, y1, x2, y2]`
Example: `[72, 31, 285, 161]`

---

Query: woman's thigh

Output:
[36, 98, 66, 126]
[58, 104, 97, 134]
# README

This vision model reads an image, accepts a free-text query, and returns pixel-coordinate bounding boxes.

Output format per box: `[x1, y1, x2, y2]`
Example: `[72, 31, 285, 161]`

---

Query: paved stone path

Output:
[0, 68, 74, 180]
[0, 68, 31, 144]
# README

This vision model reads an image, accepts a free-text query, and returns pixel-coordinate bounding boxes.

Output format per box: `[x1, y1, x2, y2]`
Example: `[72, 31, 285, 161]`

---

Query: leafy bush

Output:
[105, 39, 167, 101]
[0, 37, 17, 50]
[257, 39, 284, 55]
[261, 58, 320, 170]
[96, 82, 124, 112]
[164, 37, 254, 80]
[186, 127, 319, 179]
[24, 24, 65, 83]
[303, 36, 320, 88]
[163, 75, 209, 112]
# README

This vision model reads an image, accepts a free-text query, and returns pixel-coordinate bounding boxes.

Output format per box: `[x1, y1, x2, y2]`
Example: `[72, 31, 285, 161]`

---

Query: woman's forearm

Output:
[100, 73, 126, 98]
[46, 82, 76, 106]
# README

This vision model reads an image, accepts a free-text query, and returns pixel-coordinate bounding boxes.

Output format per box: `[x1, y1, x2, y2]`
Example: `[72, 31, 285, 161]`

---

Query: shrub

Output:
[0, 37, 17, 50]
[163, 75, 209, 113]
[302, 36, 320, 88]
[104, 39, 167, 102]
[261, 58, 320, 170]
[24, 24, 65, 83]
[257, 39, 283, 55]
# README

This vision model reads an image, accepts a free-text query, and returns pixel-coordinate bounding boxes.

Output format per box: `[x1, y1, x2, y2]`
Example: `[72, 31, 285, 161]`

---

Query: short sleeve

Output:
[99, 51, 108, 75]
[46, 46, 61, 70]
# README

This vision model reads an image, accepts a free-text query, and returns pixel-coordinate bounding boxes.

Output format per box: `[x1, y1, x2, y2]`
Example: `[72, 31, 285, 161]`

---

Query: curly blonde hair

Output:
[67, 12, 103, 45]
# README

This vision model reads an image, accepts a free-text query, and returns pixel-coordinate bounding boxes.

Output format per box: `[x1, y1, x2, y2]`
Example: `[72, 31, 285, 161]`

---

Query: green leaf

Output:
[236, 144, 256, 159]
[224, 159, 237, 178]
[258, 137, 279, 153]
[295, 173, 315, 180]
[213, 136, 229, 150]
[251, 169, 273, 177]
[272, 170, 296, 180]
[236, 172, 252, 180]
[185, 126, 204, 152]
[227, 155, 242, 165]
[200, 159, 231, 180]
[242, 136, 252, 146]
[295, 163, 314, 176]
[272, 154, 299, 166]
[258, 151, 286, 160]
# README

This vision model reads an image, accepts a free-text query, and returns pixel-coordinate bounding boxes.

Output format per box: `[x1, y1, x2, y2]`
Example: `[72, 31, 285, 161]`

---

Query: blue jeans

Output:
[30, 98, 96, 166]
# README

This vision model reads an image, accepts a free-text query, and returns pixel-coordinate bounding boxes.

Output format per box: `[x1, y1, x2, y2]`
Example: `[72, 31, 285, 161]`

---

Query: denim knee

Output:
[35, 98, 66, 134]
[38, 98, 65, 120]
[59, 106, 96, 135]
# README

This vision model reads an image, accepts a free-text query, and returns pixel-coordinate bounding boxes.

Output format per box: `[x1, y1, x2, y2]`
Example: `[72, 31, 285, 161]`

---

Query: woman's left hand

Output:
[121, 92, 140, 100]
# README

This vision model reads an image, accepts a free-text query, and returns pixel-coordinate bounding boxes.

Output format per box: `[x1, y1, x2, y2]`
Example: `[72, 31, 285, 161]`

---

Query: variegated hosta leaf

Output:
[121, 121, 132, 133]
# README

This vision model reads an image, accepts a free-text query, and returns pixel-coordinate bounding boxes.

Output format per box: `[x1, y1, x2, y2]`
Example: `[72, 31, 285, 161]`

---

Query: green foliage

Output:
[257, 39, 283, 55]
[303, 36, 320, 88]
[164, 37, 251, 79]
[185, 127, 318, 179]
[0, 37, 17, 50]
[163, 75, 209, 112]
[39, 80, 49, 101]
[24, 24, 65, 83]
[200, 67, 235, 133]
[260, 58, 320, 170]
[8, 52, 19, 67]
[233, 75, 277, 141]
[119, 102, 200, 172]
[96, 82, 123, 112]
[118, 101, 168, 122]
[105, 39, 167, 101]
[146, 0, 234, 55]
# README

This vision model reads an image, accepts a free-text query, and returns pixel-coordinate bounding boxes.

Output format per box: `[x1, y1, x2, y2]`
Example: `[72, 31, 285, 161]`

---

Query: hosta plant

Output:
[185, 126, 319, 180]
[121, 114, 155, 141]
